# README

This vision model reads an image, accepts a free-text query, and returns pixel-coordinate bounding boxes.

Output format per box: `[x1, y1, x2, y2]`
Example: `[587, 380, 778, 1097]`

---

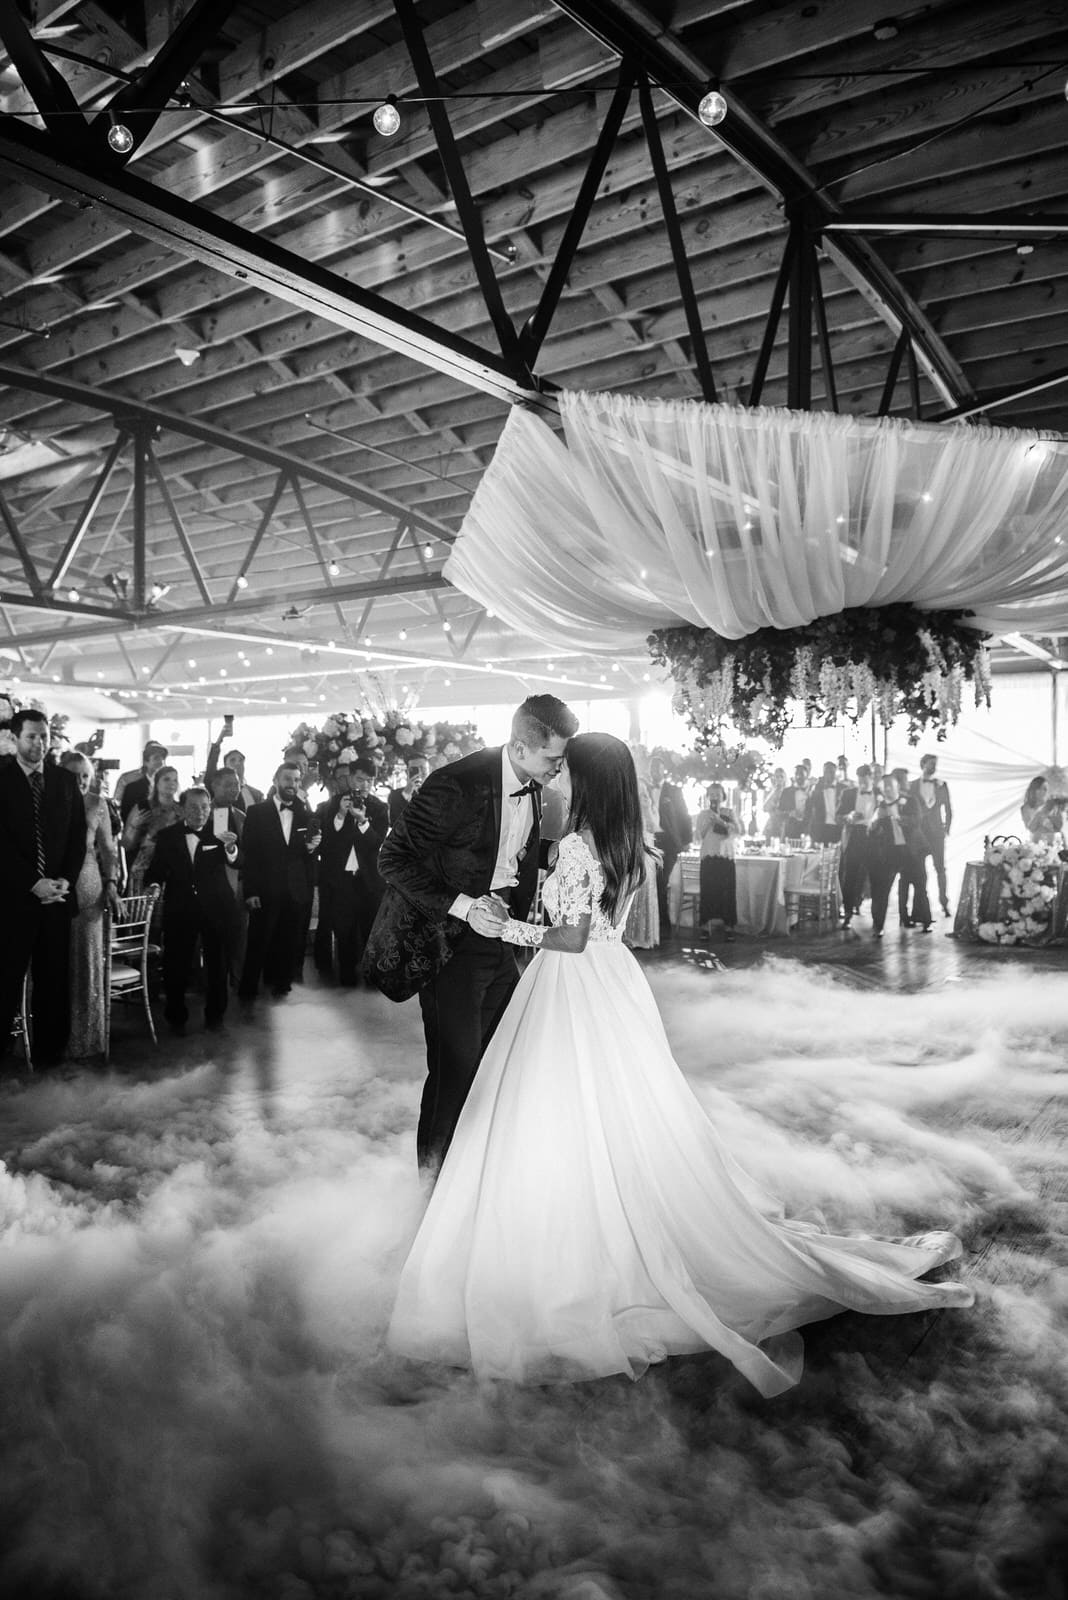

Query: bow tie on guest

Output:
[278, 800, 294, 811]
[510, 781, 539, 798]
[185, 825, 202, 835]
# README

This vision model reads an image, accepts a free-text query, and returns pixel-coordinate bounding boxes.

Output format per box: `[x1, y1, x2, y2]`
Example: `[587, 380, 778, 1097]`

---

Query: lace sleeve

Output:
[551, 833, 597, 925]
[500, 919, 544, 946]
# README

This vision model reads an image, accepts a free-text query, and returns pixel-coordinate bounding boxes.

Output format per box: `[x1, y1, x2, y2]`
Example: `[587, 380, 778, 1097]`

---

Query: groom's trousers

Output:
[417, 928, 519, 1171]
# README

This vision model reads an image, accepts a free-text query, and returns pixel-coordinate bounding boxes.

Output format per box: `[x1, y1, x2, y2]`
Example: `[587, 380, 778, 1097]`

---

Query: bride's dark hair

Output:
[565, 733, 652, 920]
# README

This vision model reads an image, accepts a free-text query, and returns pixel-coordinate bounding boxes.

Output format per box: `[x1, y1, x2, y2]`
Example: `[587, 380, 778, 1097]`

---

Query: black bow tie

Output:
[510, 781, 538, 798]
[278, 800, 294, 811]
[185, 825, 201, 835]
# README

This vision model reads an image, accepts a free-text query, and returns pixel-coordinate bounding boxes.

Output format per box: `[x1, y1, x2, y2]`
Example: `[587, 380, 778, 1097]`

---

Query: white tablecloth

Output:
[668, 851, 824, 936]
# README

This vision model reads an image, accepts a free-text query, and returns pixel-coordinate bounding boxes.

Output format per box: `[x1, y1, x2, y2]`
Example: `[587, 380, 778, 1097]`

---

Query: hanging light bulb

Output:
[106, 112, 135, 155]
[372, 96, 401, 137]
[697, 87, 727, 127]
[235, 574, 249, 589]
[327, 561, 340, 576]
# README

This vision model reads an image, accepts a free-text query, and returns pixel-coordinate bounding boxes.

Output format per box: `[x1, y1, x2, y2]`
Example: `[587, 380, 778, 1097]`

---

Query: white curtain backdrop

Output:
[446, 393, 1068, 656]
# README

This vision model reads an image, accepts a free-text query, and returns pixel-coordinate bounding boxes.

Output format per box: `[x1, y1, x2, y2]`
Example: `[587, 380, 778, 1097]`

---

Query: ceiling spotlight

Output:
[872, 18, 900, 41]
[106, 113, 135, 155]
[1016, 242, 1035, 256]
[697, 88, 727, 128]
[372, 96, 401, 137]
[236, 574, 249, 589]
[174, 345, 201, 367]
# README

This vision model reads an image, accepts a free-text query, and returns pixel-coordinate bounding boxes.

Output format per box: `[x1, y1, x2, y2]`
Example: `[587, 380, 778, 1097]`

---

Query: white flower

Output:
[339, 746, 356, 762]
[0, 728, 15, 755]
[394, 726, 414, 747]
[0, 694, 14, 723]
[303, 739, 318, 757]
[322, 718, 340, 737]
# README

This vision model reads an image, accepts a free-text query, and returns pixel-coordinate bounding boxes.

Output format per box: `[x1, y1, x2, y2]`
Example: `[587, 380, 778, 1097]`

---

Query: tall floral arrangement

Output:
[288, 708, 483, 787]
[0, 690, 69, 758]
[649, 603, 992, 751]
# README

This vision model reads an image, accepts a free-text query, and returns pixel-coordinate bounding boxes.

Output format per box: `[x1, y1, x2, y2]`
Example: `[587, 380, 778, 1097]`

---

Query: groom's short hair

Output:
[511, 694, 579, 749]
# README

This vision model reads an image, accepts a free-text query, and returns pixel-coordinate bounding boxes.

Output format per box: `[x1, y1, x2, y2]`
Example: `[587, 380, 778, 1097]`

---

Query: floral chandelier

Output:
[649, 603, 993, 751]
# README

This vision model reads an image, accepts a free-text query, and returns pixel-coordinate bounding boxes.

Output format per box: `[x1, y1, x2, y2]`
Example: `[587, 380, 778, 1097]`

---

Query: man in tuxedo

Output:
[147, 786, 240, 1033]
[207, 766, 247, 983]
[835, 763, 878, 926]
[318, 760, 389, 985]
[0, 709, 86, 1065]
[114, 740, 168, 824]
[804, 761, 844, 845]
[364, 694, 578, 1173]
[779, 763, 811, 843]
[868, 774, 932, 937]
[238, 762, 319, 1001]
[911, 753, 953, 916]
[649, 754, 692, 931]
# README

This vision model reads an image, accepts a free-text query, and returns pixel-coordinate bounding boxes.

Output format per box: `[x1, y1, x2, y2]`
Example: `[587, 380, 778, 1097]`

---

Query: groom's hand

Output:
[468, 896, 508, 937]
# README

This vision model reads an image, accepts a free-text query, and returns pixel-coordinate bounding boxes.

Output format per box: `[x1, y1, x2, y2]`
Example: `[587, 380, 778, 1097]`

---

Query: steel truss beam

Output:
[549, 0, 975, 410]
[0, 572, 450, 649]
[0, 120, 557, 414]
[0, 362, 455, 542]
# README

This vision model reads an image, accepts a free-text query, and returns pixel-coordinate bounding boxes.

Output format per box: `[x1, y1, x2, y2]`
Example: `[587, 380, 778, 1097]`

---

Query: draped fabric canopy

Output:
[446, 393, 1068, 657]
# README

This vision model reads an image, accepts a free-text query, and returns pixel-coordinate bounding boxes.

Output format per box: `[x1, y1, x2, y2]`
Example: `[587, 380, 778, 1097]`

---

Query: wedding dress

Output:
[388, 833, 973, 1395]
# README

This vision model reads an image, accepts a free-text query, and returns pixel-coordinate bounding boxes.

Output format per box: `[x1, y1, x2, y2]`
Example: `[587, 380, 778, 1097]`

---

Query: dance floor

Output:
[2, 926, 1066, 1600]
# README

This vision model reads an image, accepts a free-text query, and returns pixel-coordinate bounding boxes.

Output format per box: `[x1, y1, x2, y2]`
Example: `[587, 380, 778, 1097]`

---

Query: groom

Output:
[363, 694, 578, 1172]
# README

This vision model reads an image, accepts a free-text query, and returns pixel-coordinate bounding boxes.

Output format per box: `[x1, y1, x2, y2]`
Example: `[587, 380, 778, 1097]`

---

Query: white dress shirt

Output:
[450, 748, 535, 922]
[274, 794, 293, 843]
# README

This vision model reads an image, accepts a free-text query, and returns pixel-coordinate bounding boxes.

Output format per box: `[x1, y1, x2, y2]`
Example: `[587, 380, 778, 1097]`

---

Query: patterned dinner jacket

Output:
[362, 747, 542, 1002]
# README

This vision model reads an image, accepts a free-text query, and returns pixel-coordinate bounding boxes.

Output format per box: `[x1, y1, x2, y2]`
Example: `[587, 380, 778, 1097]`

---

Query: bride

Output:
[388, 733, 973, 1396]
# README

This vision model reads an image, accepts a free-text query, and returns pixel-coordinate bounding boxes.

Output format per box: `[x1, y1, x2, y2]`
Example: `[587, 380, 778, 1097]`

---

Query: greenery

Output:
[649, 603, 992, 751]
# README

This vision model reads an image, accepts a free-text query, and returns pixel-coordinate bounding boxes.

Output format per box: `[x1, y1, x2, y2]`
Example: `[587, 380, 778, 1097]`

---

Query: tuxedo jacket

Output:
[0, 757, 86, 915]
[146, 821, 241, 931]
[240, 797, 317, 904]
[909, 776, 952, 841]
[656, 780, 692, 854]
[869, 793, 925, 863]
[319, 797, 386, 892]
[804, 782, 844, 841]
[364, 747, 542, 1001]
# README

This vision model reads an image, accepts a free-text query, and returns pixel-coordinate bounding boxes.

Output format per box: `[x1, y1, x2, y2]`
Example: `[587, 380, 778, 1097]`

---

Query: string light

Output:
[328, 561, 340, 576]
[106, 112, 134, 154]
[697, 88, 727, 127]
[236, 574, 249, 589]
[372, 96, 401, 137]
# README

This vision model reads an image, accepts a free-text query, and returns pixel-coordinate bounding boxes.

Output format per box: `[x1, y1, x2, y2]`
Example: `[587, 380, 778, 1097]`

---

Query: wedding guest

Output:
[779, 763, 810, 842]
[114, 740, 168, 824]
[762, 767, 787, 843]
[147, 786, 241, 1034]
[60, 752, 120, 1060]
[208, 766, 247, 984]
[0, 710, 86, 1067]
[239, 763, 320, 1002]
[123, 764, 182, 895]
[1021, 775, 1065, 844]
[804, 761, 843, 846]
[911, 753, 953, 916]
[317, 764, 389, 985]
[836, 763, 878, 927]
[869, 774, 931, 938]
[649, 753, 692, 932]
[696, 782, 743, 940]
[388, 754, 431, 827]
[205, 730, 264, 811]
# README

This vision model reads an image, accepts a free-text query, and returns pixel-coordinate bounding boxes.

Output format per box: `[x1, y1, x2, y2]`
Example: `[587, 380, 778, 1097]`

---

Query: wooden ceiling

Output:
[0, 0, 1066, 719]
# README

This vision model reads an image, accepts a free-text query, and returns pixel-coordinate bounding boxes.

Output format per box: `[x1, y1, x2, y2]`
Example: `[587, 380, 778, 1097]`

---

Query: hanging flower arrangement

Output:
[977, 838, 1060, 946]
[649, 603, 992, 751]
[287, 708, 483, 788]
[665, 743, 771, 790]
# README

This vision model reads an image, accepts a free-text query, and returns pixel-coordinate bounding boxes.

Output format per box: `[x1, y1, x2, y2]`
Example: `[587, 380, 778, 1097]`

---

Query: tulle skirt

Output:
[388, 944, 973, 1395]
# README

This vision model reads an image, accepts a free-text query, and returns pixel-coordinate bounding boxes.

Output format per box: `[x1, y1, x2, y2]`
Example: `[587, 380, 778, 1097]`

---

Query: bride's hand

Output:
[468, 896, 507, 937]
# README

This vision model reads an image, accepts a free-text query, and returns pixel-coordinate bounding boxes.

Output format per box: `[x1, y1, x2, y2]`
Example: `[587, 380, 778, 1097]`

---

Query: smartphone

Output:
[223, 713, 235, 733]
[93, 727, 105, 747]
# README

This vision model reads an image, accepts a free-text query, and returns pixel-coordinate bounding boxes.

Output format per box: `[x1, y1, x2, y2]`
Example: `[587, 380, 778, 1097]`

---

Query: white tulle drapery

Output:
[446, 393, 1068, 656]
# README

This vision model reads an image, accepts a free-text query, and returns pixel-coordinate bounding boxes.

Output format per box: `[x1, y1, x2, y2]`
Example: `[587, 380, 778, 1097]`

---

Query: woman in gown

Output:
[124, 764, 181, 894]
[388, 734, 974, 1397]
[61, 751, 120, 1060]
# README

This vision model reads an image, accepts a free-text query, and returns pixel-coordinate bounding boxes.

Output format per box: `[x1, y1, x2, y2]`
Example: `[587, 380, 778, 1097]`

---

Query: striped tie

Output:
[29, 769, 46, 878]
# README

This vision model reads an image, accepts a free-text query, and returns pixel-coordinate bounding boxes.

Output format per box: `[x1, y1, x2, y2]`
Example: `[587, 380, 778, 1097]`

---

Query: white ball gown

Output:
[388, 833, 973, 1396]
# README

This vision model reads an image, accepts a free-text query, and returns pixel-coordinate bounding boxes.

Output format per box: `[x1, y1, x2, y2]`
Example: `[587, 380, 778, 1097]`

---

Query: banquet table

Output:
[670, 849, 824, 937]
[953, 860, 1068, 945]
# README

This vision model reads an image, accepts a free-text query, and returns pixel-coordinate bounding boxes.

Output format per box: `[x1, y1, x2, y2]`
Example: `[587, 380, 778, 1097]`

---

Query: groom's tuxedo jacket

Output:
[363, 746, 543, 1002]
